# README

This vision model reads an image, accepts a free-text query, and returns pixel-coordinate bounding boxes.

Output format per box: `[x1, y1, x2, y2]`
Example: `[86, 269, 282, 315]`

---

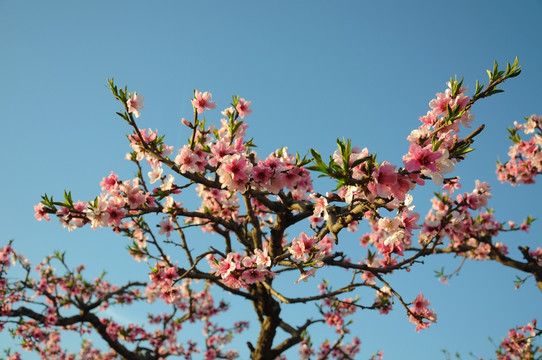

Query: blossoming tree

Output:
[1, 59, 541, 359]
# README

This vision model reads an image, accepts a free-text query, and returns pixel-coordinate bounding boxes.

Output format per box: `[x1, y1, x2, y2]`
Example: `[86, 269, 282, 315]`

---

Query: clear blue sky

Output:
[1, 1, 542, 359]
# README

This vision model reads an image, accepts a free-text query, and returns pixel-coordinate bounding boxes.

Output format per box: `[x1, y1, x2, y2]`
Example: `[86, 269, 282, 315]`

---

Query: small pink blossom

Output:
[120, 179, 147, 209]
[192, 90, 216, 114]
[100, 171, 119, 193]
[294, 268, 317, 284]
[127, 92, 145, 118]
[289, 232, 317, 263]
[106, 199, 125, 227]
[34, 203, 50, 221]
[236, 98, 252, 118]
[158, 219, 174, 237]
[520, 221, 530, 233]
[148, 166, 163, 184]
[442, 177, 461, 194]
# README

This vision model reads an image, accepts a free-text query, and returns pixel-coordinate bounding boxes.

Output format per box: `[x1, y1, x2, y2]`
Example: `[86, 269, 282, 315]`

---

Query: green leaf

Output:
[244, 137, 257, 149]
[489, 89, 504, 96]
[507, 127, 521, 143]
[231, 95, 239, 107]
[474, 79, 484, 97]
[41, 193, 53, 208]
[337, 137, 353, 173]
[350, 155, 371, 168]
[452, 146, 475, 157]
[295, 152, 312, 167]
[432, 138, 443, 152]
[310, 149, 324, 166]
[492, 60, 499, 79]
[63, 190, 74, 208]
[449, 76, 464, 97]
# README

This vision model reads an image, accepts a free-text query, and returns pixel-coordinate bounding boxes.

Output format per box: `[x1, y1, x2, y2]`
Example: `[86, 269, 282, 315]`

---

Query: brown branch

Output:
[85, 281, 146, 312]
[317, 198, 387, 242]
[176, 267, 256, 301]
[412, 242, 542, 292]
[243, 193, 263, 250]
[173, 221, 194, 266]
[260, 281, 366, 304]
[6, 306, 150, 360]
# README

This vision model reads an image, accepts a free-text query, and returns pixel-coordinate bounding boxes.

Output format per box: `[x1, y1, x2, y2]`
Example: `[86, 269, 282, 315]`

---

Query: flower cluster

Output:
[495, 319, 541, 360]
[207, 249, 274, 290]
[289, 233, 334, 283]
[419, 180, 526, 260]
[403, 80, 473, 186]
[318, 282, 358, 334]
[202, 321, 248, 360]
[0, 244, 235, 360]
[298, 337, 363, 360]
[408, 293, 437, 332]
[497, 114, 542, 185]
[359, 197, 420, 267]
[188, 184, 241, 232]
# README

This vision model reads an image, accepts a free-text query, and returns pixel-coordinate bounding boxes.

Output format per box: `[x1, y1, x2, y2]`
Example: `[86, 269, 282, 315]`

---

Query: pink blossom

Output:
[175, 145, 203, 173]
[236, 98, 252, 118]
[106, 199, 125, 227]
[401, 210, 420, 234]
[127, 92, 145, 118]
[428, 90, 451, 116]
[464, 180, 492, 210]
[192, 90, 216, 114]
[289, 232, 317, 263]
[100, 171, 119, 193]
[212, 253, 238, 279]
[408, 293, 437, 332]
[241, 268, 266, 284]
[403, 143, 442, 173]
[85, 197, 110, 230]
[427, 149, 455, 186]
[442, 177, 461, 194]
[298, 340, 313, 359]
[253, 248, 271, 267]
[294, 268, 317, 284]
[529, 247, 542, 266]
[34, 203, 50, 222]
[371, 162, 398, 199]
[209, 140, 234, 166]
[158, 219, 174, 237]
[318, 236, 334, 255]
[412, 293, 430, 312]
[204, 349, 217, 360]
[120, 179, 147, 209]
[523, 115, 540, 134]
[216, 154, 253, 192]
[251, 166, 271, 186]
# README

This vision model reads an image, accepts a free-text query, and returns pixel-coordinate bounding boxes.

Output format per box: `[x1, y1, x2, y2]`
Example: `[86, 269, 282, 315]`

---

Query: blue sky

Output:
[1, 1, 542, 359]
